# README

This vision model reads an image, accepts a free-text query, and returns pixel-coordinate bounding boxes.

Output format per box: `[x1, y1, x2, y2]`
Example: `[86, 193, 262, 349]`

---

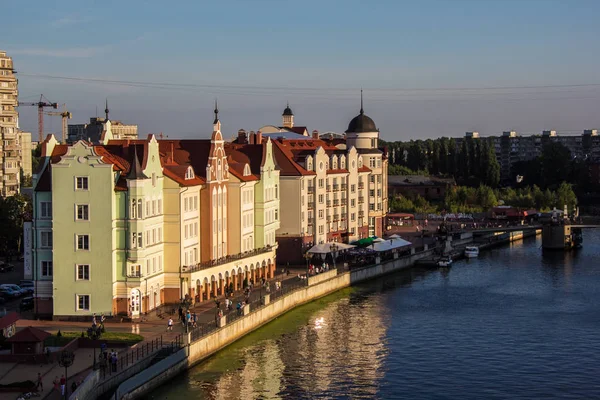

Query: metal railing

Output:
[307, 187, 315, 194]
[186, 246, 274, 273]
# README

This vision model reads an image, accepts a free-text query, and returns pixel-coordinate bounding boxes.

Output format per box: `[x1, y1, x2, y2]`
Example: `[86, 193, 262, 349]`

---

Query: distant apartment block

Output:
[456, 129, 600, 183]
[0, 50, 33, 196]
[68, 115, 138, 144]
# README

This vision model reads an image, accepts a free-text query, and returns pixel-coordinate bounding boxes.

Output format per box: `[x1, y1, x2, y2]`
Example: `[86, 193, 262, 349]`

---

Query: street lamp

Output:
[304, 252, 311, 279]
[58, 350, 75, 399]
[330, 243, 339, 269]
[87, 326, 101, 370]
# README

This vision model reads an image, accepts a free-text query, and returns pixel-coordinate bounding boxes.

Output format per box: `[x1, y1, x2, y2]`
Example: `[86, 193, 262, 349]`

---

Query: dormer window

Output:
[243, 164, 251, 176]
[185, 166, 195, 180]
[340, 155, 346, 169]
[358, 156, 363, 168]
[306, 156, 313, 171]
[331, 155, 338, 169]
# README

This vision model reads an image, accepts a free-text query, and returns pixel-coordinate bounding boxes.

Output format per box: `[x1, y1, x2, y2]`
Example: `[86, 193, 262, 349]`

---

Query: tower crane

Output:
[17, 94, 58, 142]
[44, 105, 72, 144]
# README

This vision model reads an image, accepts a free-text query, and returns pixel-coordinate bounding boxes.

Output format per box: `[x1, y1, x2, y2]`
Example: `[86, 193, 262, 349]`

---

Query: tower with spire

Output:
[104, 99, 109, 121]
[282, 102, 294, 128]
[345, 90, 379, 150]
[213, 99, 221, 132]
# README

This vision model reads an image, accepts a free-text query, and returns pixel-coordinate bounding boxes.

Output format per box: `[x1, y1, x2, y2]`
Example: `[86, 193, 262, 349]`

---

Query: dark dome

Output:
[346, 110, 377, 133]
[282, 105, 293, 116]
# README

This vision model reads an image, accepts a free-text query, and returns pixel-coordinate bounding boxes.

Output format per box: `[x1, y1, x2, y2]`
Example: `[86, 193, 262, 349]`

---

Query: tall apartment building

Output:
[0, 51, 32, 196]
[456, 129, 600, 183]
[253, 102, 388, 264]
[31, 111, 278, 318]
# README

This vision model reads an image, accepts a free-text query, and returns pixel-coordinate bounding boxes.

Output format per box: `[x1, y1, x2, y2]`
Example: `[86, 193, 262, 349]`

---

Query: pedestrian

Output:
[52, 376, 59, 393]
[193, 313, 197, 328]
[36, 372, 43, 391]
[60, 374, 66, 396]
[236, 302, 242, 315]
[167, 317, 173, 331]
[225, 298, 230, 310]
[186, 310, 191, 327]
[178, 306, 183, 321]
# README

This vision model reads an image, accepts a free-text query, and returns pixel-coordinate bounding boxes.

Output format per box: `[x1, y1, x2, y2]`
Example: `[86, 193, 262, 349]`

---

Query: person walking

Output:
[36, 372, 43, 391]
[167, 317, 173, 331]
[52, 376, 59, 393]
[59, 375, 66, 396]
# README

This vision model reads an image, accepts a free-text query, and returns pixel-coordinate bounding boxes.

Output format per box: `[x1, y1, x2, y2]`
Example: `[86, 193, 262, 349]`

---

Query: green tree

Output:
[541, 142, 571, 189]
[31, 144, 42, 174]
[477, 185, 498, 209]
[556, 182, 578, 212]
[485, 142, 500, 187]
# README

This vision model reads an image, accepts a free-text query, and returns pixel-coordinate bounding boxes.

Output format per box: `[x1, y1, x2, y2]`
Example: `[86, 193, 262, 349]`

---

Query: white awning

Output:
[371, 238, 412, 252]
[307, 242, 356, 254]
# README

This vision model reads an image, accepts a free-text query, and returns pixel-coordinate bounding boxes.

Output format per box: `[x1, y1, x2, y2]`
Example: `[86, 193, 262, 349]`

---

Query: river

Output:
[149, 230, 600, 399]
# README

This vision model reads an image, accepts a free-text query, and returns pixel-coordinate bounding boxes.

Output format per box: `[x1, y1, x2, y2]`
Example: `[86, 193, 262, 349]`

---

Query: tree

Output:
[541, 142, 571, 189]
[406, 141, 426, 172]
[485, 142, 500, 187]
[31, 144, 42, 174]
[477, 185, 498, 209]
[0, 194, 32, 260]
[556, 182, 578, 212]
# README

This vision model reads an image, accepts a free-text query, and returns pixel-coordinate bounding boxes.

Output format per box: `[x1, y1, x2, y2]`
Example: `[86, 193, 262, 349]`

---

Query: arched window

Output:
[243, 164, 251, 176]
[275, 184, 278, 199]
[185, 166, 195, 180]
[358, 156, 363, 168]
[340, 155, 346, 169]
[306, 156, 313, 171]
[331, 155, 338, 169]
[217, 160, 222, 181]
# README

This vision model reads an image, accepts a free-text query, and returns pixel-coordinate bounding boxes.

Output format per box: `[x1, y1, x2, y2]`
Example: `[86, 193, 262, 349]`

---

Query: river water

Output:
[149, 231, 600, 399]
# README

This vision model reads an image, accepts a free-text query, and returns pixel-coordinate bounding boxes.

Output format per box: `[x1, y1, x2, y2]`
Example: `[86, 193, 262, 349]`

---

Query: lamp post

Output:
[58, 350, 75, 399]
[87, 326, 101, 370]
[330, 243, 339, 269]
[304, 252, 311, 280]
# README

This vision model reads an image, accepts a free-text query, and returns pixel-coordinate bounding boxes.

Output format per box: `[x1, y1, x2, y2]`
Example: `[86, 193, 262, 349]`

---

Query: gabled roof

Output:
[0, 312, 18, 330]
[270, 138, 355, 176]
[7, 326, 51, 343]
[225, 142, 266, 181]
[157, 140, 211, 185]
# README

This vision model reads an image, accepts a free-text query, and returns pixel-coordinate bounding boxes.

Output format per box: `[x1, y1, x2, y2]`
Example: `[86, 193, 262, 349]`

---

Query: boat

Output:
[464, 246, 479, 258]
[437, 255, 452, 267]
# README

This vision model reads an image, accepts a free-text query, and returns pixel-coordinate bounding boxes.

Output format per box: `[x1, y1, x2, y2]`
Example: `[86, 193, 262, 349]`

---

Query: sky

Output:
[4, 0, 600, 141]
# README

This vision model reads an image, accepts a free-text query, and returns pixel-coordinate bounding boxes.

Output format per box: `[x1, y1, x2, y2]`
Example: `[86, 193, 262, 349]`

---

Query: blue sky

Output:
[4, 0, 600, 140]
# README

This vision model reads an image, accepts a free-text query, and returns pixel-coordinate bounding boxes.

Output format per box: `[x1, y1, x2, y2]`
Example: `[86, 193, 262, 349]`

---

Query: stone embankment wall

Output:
[115, 249, 435, 399]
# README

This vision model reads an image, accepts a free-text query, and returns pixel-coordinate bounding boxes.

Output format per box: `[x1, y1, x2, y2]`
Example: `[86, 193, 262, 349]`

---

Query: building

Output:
[0, 50, 32, 196]
[31, 109, 278, 318]
[67, 104, 138, 144]
[255, 99, 388, 264]
[456, 129, 600, 183]
[388, 175, 456, 200]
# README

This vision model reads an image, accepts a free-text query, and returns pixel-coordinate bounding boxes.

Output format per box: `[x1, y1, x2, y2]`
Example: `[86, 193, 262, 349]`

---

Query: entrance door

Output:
[130, 289, 141, 317]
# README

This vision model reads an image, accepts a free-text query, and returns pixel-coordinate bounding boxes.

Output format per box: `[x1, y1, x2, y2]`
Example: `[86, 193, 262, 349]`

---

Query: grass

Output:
[44, 331, 144, 347]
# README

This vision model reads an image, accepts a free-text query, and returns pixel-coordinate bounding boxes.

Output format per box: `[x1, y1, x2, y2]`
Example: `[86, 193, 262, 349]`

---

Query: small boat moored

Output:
[464, 246, 480, 258]
[437, 255, 453, 268]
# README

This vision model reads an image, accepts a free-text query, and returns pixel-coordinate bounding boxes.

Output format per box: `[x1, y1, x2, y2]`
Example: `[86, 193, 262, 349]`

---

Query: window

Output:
[41, 231, 53, 248]
[137, 200, 143, 218]
[275, 210, 278, 220]
[40, 202, 52, 218]
[185, 167, 195, 180]
[130, 200, 137, 219]
[319, 179, 324, 188]
[76, 204, 89, 220]
[351, 199, 356, 207]
[319, 225, 324, 234]
[369, 204, 375, 211]
[318, 194, 324, 204]
[77, 295, 90, 311]
[351, 184, 356, 193]
[158, 198, 163, 213]
[319, 210, 324, 219]
[351, 213, 356, 222]
[370, 190, 375, 197]
[152, 173, 157, 187]
[76, 177, 88, 190]
[138, 232, 143, 248]
[77, 264, 90, 280]
[41, 261, 53, 276]
[370, 175, 375, 183]
[77, 235, 89, 250]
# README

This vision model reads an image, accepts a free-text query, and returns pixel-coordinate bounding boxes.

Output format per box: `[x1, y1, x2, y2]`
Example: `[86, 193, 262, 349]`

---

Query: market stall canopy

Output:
[372, 238, 412, 252]
[372, 237, 385, 243]
[388, 234, 401, 239]
[307, 242, 356, 254]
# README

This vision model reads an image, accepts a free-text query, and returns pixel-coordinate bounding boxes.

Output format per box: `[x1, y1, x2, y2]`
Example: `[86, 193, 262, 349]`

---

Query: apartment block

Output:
[32, 112, 278, 318]
[0, 50, 32, 196]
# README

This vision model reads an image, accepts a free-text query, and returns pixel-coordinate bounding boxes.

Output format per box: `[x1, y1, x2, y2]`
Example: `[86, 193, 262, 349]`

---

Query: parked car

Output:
[0, 287, 20, 298]
[0, 284, 27, 296]
[0, 263, 15, 273]
[19, 280, 34, 288]
[19, 297, 34, 311]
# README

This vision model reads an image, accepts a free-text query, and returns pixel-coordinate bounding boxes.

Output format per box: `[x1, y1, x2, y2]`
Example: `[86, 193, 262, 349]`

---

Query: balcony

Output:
[341, 199, 347, 206]
[333, 200, 339, 207]
[333, 184, 339, 191]
[341, 184, 347, 191]
[359, 211, 364, 218]
[358, 182, 365, 189]
[327, 216, 331, 222]
[358, 196, 364, 204]
[187, 245, 275, 273]
[307, 186, 315, 194]
[308, 218, 314, 224]
[326, 185, 331, 192]
[307, 202, 314, 210]
[326, 200, 331, 207]
[126, 272, 142, 282]
[333, 214, 340, 222]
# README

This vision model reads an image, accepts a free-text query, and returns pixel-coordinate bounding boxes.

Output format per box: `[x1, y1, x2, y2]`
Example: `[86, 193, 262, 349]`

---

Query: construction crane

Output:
[45, 104, 72, 144]
[18, 94, 58, 142]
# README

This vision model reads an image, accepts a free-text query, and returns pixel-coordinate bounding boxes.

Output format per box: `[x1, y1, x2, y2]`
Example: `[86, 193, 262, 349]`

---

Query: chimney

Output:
[312, 130, 319, 139]
[256, 131, 263, 145]
[249, 131, 256, 144]
[237, 129, 247, 144]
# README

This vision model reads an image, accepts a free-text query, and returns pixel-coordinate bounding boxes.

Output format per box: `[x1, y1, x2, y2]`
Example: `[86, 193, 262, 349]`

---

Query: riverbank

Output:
[77, 227, 541, 400]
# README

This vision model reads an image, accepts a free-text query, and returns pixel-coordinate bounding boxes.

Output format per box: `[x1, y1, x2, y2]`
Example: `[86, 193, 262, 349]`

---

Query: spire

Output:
[213, 98, 219, 124]
[360, 89, 364, 115]
[127, 145, 148, 180]
[104, 99, 109, 120]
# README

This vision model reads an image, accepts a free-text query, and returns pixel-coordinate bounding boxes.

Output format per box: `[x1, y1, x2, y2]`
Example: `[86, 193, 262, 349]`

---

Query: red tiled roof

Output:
[0, 312, 18, 330]
[158, 140, 212, 184]
[7, 326, 51, 343]
[358, 165, 371, 173]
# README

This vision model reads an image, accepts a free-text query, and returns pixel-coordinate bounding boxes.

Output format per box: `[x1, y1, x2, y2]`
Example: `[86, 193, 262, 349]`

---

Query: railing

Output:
[307, 186, 315, 194]
[341, 184, 347, 191]
[326, 186, 331, 192]
[333, 200, 339, 207]
[186, 245, 274, 273]
[126, 272, 142, 279]
[308, 218, 314, 224]
[307, 202, 314, 209]
[359, 211, 364, 218]
[333, 215, 339, 221]
[358, 197, 364, 204]
[333, 184, 339, 191]
[326, 200, 331, 207]
[358, 183, 364, 189]
[341, 199, 347, 206]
